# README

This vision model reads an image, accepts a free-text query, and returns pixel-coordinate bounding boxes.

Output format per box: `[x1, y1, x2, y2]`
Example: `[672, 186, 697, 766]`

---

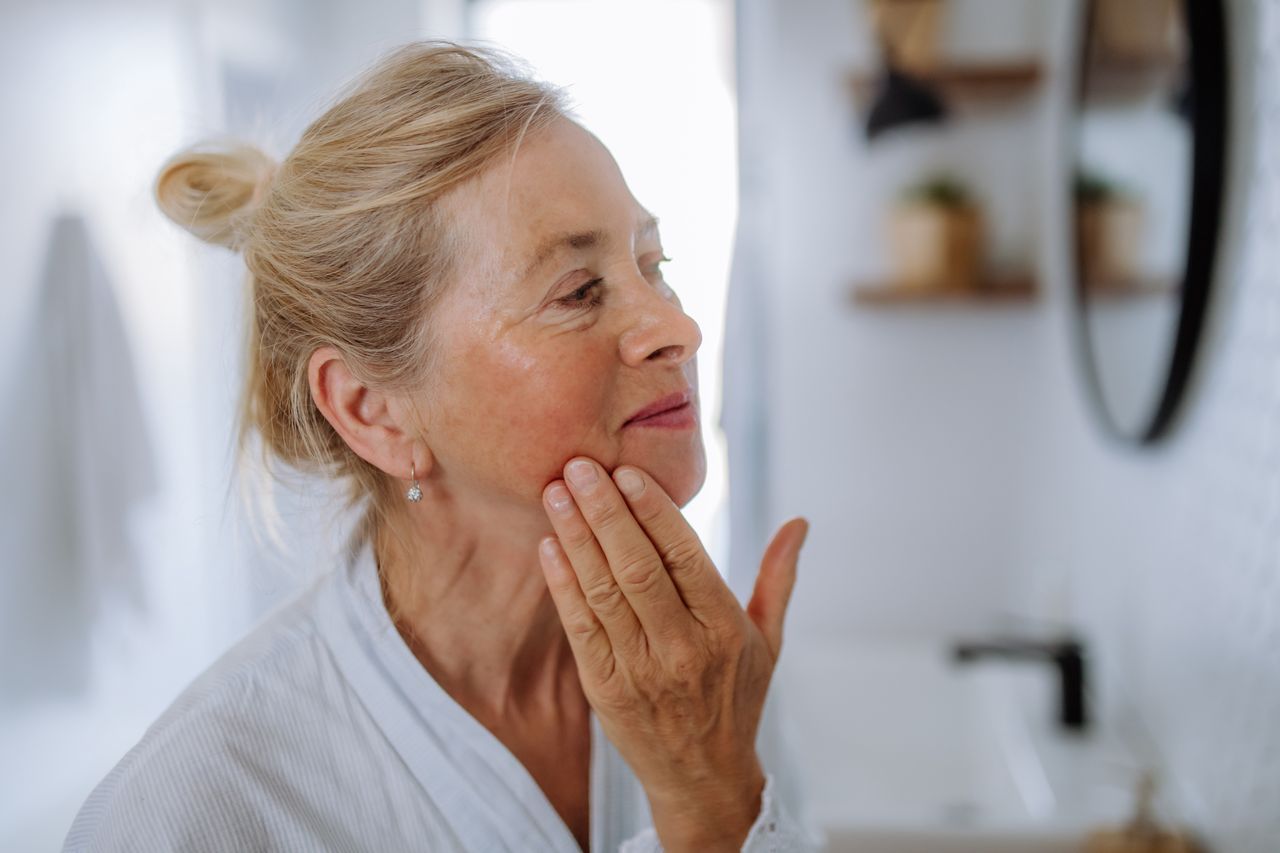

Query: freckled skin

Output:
[415, 117, 706, 521]
[355, 119, 713, 847]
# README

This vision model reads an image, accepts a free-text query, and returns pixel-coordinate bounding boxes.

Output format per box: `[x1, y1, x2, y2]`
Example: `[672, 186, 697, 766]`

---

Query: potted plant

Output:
[1076, 170, 1143, 288]
[868, 0, 943, 76]
[889, 174, 983, 291]
[1093, 0, 1180, 61]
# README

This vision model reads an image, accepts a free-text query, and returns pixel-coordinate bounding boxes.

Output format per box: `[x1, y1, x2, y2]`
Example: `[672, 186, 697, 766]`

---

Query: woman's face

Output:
[415, 117, 706, 513]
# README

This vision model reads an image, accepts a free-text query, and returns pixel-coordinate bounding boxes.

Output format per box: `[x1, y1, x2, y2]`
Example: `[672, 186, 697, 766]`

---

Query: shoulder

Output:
[63, 576, 354, 852]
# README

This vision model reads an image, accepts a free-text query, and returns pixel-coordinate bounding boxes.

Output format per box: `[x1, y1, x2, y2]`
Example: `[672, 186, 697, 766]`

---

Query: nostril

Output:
[647, 343, 684, 362]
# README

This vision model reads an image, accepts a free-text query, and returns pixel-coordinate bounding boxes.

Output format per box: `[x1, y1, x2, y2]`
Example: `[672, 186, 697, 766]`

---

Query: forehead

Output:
[444, 119, 654, 289]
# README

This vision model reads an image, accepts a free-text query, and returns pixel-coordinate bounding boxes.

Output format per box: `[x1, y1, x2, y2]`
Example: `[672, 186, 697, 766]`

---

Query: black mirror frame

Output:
[1070, 0, 1229, 445]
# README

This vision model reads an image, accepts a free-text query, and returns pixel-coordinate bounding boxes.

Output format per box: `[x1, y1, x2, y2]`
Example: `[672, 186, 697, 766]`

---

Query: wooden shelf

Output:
[848, 61, 1042, 106]
[852, 274, 1037, 306]
[1083, 277, 1180, 300]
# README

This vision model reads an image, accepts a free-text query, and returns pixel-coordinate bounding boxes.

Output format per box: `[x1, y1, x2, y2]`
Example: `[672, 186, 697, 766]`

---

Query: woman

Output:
[64, 41, 817, 852]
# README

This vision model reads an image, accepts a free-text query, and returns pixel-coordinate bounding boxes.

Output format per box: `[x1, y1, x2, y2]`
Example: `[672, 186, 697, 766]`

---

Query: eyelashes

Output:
[555, 256, 673, 310]
[557, 278, 605, 308]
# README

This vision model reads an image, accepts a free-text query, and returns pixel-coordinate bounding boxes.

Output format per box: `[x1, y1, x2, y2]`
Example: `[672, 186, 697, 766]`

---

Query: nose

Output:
[617, 275, 702, 367]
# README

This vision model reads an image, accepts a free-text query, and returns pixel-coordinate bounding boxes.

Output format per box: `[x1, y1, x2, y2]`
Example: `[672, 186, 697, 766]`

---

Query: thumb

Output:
[746, 517, 809, 661]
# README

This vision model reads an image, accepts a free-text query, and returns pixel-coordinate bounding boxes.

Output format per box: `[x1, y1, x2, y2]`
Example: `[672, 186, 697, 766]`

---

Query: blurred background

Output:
[2, 1, 1278, 851]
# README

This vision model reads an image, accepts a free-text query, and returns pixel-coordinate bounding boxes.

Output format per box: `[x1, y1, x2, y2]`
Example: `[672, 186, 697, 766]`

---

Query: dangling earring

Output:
[406, 462, 423, 503]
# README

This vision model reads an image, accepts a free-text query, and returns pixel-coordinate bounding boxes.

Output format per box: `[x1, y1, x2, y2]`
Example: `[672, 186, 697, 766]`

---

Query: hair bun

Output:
[154, 142, 277, 250]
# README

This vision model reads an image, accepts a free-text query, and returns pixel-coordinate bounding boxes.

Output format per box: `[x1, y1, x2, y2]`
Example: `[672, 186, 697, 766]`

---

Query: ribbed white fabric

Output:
[63, 535, 821, 852]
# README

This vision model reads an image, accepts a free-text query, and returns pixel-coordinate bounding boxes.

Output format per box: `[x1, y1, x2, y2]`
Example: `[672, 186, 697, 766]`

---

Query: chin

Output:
[671, 466, 707, 509]
[644, 441, 707, 509]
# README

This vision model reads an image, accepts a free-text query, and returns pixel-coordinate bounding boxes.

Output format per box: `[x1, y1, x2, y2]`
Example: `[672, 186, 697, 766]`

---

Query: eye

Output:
[556, 278, 604, 308]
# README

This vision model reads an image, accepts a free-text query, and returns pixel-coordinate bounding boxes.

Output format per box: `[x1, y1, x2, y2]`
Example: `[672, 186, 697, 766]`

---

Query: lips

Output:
[625, 388, 694, 425]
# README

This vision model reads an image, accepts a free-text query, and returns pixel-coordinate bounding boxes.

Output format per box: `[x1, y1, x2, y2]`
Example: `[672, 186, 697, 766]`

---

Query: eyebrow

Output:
[520, 214, 660, 281]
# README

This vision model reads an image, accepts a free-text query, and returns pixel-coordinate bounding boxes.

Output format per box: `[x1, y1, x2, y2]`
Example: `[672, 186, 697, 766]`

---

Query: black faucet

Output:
[951, 636, 1088, 732]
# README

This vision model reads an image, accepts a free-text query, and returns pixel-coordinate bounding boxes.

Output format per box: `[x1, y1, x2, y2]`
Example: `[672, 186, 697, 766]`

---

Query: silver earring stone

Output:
[406, 463, 422, 503]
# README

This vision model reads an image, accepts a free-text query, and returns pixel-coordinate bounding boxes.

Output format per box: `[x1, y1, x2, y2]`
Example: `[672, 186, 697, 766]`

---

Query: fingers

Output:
[746, 518, 809, 661]
[543, 478, 649, 660]
[609, 465, 740, 624]
[537, 535, 617, 683]
[550, 458, 693, 644]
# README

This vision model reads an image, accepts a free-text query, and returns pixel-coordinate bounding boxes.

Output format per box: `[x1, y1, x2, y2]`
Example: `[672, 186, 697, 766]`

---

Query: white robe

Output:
[62, 534, 822, 852]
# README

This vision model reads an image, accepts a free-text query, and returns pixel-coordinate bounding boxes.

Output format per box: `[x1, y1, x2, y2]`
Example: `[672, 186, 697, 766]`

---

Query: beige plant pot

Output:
[1078, 199, 1144, 287]
[1093, 0, 1179, 59]
[889, 203, 983, 291]
[868, 0, 943, 75]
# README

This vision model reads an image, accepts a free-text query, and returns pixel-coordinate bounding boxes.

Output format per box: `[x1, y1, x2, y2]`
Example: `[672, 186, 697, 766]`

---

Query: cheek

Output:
[444, 337, 617, 494]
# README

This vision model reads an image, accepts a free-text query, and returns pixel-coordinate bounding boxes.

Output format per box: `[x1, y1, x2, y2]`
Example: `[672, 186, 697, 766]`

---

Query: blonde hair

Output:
[155, 41, 572, 544]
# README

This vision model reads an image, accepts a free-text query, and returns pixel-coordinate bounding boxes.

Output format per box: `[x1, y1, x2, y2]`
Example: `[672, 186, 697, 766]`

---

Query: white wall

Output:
[741, 0, 1278, 847]
[0, 1, 461, 847]
[737, 0, 1057, 640]
[0, 8, 222, 844]
[1015, 1, 1280, 848]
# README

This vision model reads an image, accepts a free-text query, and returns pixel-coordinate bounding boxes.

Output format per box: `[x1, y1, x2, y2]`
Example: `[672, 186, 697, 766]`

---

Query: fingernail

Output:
[614, 468, 645, 498]
[566, 459, 599, 492]
[545, 483, 573, 514]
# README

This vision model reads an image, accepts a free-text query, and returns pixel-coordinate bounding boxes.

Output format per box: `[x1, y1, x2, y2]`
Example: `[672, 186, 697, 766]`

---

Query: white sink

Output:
[777, 639, 1136, 853]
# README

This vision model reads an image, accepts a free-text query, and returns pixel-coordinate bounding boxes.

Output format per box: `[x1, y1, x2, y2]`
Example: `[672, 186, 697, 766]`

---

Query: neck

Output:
[372, 483, 584, 726]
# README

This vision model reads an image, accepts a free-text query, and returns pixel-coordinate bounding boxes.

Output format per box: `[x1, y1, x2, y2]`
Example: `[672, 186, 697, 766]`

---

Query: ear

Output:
[307, 346, 430, 481]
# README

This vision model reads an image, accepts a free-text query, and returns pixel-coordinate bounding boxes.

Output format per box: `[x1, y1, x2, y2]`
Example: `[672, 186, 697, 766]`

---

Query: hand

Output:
[538, 457, 809, 852]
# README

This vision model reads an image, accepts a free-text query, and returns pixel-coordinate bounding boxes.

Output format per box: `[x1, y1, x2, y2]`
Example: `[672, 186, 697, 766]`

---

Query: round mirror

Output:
[1071, 0, 1227, 444]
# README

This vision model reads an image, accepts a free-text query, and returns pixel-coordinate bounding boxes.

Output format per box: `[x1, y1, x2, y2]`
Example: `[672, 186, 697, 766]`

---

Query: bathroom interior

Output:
[1, 0, 1276, 851]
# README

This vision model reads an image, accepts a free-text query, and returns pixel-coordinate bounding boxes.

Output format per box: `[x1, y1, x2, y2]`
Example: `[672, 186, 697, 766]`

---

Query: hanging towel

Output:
[0, 212, 156, 706]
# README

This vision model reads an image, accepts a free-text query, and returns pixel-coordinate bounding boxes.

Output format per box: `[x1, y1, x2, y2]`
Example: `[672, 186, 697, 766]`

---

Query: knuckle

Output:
[615, 551, 663, 594]
[661, 535, 706, 569]
[582, 575, 627, 614]
[565, 615, 601, 642]
[666, 642, 706, 683]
